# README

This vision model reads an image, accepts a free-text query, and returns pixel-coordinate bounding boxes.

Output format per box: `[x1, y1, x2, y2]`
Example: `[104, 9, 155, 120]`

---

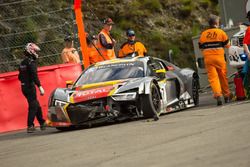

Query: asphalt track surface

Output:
[1, 93, 250, 167]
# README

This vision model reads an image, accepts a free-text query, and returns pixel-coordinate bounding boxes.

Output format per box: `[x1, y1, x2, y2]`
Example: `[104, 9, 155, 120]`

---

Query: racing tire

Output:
[141, 83, 161, 120]
[192, 77, 199, 106]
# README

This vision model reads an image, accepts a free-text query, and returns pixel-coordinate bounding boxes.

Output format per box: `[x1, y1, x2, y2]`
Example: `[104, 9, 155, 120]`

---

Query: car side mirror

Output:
[66, 80, 74, 88]
[155, 69, 166, 79]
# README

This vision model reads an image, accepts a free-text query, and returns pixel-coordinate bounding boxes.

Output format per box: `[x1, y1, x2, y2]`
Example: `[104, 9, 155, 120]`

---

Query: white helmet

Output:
[25, 43, 41, 59]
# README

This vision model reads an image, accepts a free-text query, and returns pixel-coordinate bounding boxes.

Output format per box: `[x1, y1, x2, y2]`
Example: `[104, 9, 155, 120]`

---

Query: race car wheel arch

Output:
[144, 79, 162, 97]
[192, 76, 199, 106]
[141, 82, 161, 119]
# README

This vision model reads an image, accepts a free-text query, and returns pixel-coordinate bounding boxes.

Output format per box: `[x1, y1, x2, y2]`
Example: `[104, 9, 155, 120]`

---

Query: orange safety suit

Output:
[199, 28, 231, 98]
[87, 46, 105, 65]
[118, 41, 147, 58]
[97, 29, 116, 60]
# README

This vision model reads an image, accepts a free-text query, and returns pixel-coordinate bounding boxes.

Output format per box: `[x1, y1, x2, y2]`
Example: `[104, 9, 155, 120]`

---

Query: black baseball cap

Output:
[64, 35, 72, 41]
[126, 29, 135, 37]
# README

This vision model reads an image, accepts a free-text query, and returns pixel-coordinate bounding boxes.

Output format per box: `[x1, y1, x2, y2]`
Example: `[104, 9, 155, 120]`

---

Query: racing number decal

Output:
[206, 31, 217, 40]
[158, 81, 167, 102]
[229, 51, 240, 62]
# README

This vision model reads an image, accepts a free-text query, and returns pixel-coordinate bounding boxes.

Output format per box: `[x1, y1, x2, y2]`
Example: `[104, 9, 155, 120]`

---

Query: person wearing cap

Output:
[96, 18, 116, 60]
[242, 11, 250, 99]
[118, 29, 147, 58]
[61, 35, 80, 64]
[199, 14, 232, 106]
[86, 34, 105, 64]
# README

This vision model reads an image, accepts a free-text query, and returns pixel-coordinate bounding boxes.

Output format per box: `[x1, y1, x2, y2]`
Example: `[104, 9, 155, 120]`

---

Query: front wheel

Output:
[141, 83, 161, 120]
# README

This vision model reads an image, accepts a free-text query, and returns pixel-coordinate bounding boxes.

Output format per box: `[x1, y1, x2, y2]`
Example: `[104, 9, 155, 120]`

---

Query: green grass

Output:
[192, 23, 201, 36]
[179, 0, 194, 17]
[200, 0, 211, 9]
[140, 0, 162, 12]
[180, 0, 192, 6]
[179, 5, 192, 17]
[155, 19, 165, 27]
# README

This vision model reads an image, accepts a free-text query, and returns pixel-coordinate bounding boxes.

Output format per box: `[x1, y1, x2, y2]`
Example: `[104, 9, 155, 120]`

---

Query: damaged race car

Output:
[47, 56, 199, 130]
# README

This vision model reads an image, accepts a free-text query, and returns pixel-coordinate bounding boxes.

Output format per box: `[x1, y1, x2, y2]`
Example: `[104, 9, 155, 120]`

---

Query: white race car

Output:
[228, 24, 248, 68]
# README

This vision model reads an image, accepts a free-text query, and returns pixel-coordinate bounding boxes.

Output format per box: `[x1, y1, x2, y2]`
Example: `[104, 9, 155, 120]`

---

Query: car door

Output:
[153, 59, 181, 106]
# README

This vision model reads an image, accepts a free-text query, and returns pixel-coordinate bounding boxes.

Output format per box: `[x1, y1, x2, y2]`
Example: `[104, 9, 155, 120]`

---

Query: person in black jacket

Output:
[18, 43, 46, 133]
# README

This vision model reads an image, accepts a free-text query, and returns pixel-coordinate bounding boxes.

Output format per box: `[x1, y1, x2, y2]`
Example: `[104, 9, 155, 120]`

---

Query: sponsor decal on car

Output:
[97, 62, 136, 69]
[71, 85, 114, 103]
[78, 80, 124, 90]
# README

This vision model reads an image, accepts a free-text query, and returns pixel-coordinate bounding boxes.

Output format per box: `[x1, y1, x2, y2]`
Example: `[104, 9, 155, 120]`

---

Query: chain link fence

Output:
[0, 0, 80, 73]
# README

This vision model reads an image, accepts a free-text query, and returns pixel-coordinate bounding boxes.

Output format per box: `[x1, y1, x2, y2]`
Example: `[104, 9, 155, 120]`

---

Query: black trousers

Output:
[21, 84, 45, 127]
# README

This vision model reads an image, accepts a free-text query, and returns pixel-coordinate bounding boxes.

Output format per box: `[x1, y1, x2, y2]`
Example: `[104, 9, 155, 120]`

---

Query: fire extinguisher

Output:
[234, 72, 246, 100]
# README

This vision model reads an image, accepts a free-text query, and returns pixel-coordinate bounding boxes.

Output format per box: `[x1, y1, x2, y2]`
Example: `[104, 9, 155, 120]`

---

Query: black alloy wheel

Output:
[141, 82, 161, 119]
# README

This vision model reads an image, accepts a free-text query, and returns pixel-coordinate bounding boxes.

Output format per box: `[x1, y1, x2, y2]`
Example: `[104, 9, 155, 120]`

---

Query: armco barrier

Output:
[0, 63, 82, 133]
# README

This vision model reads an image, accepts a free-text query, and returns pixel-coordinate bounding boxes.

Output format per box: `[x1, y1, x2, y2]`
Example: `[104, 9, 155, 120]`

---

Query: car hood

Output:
[70, 78, 145, 103]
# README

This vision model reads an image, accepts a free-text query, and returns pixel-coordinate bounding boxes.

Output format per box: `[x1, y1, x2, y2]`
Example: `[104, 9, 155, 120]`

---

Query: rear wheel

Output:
[192, 78, 199, 106]
[141, 83, 161, 120]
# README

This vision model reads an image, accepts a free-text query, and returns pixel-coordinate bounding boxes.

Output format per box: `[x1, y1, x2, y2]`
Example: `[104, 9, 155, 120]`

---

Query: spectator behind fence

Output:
[118, 29, 147, 58]
[96, 18, 116, 60]
[18, 43, 46, 133]
[87, 34, 105, 65]
[61, 35, 80, 64]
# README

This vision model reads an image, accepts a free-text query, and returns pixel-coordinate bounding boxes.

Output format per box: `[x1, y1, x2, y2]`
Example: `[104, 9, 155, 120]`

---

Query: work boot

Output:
[216, 96, 223, 106]
[27, 126, 36, 133]
[224, 97, 230, 103]
[40, 122, 47, 131]
[224, 93, 233, 103]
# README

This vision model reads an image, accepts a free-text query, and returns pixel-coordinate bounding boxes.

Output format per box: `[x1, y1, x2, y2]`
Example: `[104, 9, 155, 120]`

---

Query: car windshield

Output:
[75, 61, 144, 85]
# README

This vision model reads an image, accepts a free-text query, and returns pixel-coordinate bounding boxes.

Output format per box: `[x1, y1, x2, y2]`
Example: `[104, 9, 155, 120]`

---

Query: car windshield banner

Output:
[75, 61, 144, 85]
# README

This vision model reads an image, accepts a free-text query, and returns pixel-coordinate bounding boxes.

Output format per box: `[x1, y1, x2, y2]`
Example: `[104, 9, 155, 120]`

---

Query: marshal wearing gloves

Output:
[18, 43, 46, 133]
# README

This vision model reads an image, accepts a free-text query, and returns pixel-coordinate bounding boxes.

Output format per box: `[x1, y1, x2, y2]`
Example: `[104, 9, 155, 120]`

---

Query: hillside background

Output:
[84, 0, 219, 70]
[0, 0, 219, 72]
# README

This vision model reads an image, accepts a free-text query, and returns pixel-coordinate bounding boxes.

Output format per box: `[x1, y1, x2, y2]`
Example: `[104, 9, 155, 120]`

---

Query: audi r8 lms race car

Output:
[47, 56, 199, 130]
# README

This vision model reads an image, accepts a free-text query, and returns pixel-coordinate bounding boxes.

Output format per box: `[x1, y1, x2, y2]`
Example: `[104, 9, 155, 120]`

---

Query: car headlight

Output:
[239, 53, 248, 61]
[111, 92, 137, 101]
[54, 100, 67, 107]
